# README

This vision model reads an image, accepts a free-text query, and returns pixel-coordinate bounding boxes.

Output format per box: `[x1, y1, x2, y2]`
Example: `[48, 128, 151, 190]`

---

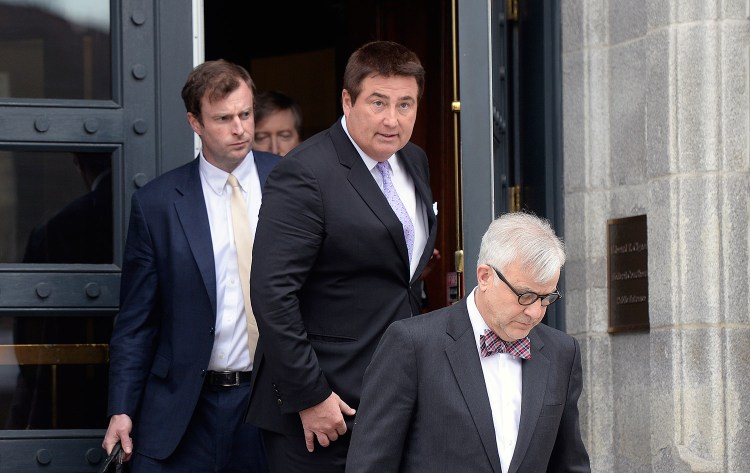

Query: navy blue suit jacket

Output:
[108, 152, 279, 459]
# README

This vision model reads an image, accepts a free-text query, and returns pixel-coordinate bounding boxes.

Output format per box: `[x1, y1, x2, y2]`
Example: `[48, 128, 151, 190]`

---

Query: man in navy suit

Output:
[347, 212, 591, 473]
[247, 41, 437, 473]
[103, 60, 278, 472]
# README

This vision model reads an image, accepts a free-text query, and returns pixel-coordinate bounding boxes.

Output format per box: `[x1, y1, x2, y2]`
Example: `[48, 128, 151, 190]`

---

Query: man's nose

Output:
[523, 299, 546, 319]
[383, 106, 398, 126]
[231, 117, 245, 135]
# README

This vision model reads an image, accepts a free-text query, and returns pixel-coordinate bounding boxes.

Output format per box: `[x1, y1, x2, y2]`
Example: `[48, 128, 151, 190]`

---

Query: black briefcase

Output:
[99, 442, 128, 473]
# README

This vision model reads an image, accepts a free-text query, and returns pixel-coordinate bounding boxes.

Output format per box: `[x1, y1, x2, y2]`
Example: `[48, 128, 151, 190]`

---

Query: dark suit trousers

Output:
[262, 428, 350, 473]
[131, 381, 268, 473]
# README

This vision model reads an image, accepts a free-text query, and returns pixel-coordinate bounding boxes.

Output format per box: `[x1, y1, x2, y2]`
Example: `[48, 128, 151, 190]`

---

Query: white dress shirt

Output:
[467, 287, 523, 473]
[341, 116, 428, 279]
[199, 152, 262, 372]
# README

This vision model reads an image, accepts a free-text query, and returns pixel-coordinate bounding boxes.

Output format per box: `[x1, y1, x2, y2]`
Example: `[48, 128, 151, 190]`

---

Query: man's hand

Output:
[299, 392, 356, 452]
[420, 249, 441, 279]
[102, 414, 134, 461]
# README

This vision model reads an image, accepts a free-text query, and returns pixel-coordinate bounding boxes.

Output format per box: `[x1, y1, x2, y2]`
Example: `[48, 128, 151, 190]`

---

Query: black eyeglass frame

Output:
[488, 265, 562, 307]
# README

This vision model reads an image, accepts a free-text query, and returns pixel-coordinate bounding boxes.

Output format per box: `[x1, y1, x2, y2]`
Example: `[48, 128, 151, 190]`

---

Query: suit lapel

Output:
[173, 159, 217, 315]
[444, 301, 503, 473]
[331, 122, 411, 269]
[508, 329, 549, 473]
[253, 150, 277, 188]
[399, 146, 437, 284]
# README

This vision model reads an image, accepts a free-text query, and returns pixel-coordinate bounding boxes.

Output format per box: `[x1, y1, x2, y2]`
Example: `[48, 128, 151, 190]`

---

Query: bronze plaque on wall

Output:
[607, 214, 649, 332]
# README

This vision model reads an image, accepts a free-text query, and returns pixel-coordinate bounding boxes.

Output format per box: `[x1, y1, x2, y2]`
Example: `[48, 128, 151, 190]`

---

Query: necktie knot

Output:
[227, 173, 240, 189]
[479, 329, 531, 359]
[376, 161, 391, 176]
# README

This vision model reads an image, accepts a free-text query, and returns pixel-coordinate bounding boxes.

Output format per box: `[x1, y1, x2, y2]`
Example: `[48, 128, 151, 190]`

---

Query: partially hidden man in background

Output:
[347, 212, 591, 473]
[246, 41, 437, 473]
[103, 60, 279, 472]
[253, 90, 302, 156]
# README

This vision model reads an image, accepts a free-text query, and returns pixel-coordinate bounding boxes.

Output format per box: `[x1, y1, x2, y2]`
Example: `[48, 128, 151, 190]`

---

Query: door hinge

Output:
[507, 0, 519, 22]
[510, 185, 521, 212]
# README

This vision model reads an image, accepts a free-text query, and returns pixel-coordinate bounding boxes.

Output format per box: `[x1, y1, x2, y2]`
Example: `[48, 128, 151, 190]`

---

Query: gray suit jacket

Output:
[346, 297, 591, 473]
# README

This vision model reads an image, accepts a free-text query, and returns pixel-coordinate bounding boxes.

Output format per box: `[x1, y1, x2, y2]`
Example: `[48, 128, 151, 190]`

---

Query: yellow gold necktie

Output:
[227, 174, 258, 362]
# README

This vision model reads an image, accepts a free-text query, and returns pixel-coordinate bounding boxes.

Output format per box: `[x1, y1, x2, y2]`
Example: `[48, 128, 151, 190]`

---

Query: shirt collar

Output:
[467, 287, 493, 353]
[198, 151, 255, 195]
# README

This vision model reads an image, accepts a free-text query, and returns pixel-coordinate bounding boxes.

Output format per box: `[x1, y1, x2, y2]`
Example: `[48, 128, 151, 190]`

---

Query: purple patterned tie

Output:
[479, 329, 531, 359]
[376, 161, 415, 262]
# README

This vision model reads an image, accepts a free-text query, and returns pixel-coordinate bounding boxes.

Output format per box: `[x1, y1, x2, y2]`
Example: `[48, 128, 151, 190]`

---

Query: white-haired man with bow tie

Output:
[346, 211, 591, 473]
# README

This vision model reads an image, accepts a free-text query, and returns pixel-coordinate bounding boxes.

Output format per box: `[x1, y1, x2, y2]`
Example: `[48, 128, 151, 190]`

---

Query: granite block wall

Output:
[561, 0, 750, 471]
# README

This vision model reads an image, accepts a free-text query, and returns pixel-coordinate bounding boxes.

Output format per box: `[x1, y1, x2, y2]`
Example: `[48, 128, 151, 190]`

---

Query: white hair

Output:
[477, 212, 566, 283]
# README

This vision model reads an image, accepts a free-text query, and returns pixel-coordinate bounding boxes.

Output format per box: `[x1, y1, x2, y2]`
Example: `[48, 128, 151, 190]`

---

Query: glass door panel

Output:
[0, 314, 111, 430]
[0, 149, 113, 265]
[0, 0, 111, 100]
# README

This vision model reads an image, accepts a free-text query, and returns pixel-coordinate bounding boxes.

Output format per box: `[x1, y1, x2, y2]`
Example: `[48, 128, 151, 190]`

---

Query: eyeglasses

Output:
[488, 265, 562, 307]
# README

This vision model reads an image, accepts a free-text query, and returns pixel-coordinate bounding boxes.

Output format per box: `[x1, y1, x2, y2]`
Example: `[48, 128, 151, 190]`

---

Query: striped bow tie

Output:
[479, 329, 531, 359]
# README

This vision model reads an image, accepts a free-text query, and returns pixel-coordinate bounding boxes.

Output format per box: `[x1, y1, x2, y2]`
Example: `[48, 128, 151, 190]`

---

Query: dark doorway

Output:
[205, 0, 459, 311]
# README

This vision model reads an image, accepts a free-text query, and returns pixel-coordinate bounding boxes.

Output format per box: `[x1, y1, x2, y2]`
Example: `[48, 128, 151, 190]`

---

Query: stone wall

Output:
[561, 1, 750, 471]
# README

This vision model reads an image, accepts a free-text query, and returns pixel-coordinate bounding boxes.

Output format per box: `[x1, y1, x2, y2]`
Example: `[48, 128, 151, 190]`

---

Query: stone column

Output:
[562, 0, 750, 471]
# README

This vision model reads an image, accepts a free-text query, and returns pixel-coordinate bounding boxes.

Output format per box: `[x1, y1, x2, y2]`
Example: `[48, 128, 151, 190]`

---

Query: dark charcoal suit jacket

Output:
[346, 297, 591, 473]
[246, 119, 437, 435]
[107, 152, 279, 459]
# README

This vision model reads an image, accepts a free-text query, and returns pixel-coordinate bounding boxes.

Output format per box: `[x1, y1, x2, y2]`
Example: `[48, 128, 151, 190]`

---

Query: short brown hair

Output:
[181, 59, 255, 123]
[343, 41, 425, 104]
[255, 90, 303, 135]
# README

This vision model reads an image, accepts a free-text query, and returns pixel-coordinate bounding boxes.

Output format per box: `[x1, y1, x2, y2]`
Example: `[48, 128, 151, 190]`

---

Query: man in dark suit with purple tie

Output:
[347, 212, 591, 473]
[247, 41, 438, 473]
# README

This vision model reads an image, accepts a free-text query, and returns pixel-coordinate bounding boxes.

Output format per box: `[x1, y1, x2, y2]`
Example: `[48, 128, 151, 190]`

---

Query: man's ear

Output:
[342, 89, 352, 116]
[187, 112, 202, 136]
[476, 264, 493, 292]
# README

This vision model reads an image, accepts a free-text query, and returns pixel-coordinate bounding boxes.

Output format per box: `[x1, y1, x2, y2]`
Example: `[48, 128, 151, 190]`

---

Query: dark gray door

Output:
[458, 0, 565, 328]
[0, 1, 193, 470]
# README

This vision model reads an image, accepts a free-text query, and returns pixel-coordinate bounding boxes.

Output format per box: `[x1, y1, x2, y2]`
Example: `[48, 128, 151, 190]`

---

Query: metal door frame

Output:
[457, 0, 565, 329]
[0, 1, 194, 469]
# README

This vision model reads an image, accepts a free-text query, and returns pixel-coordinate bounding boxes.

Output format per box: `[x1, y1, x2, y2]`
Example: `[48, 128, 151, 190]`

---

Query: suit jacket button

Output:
[209, 327, 215, 335]
[276, 398, 283, 406]
[201, 369, 206, 377]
